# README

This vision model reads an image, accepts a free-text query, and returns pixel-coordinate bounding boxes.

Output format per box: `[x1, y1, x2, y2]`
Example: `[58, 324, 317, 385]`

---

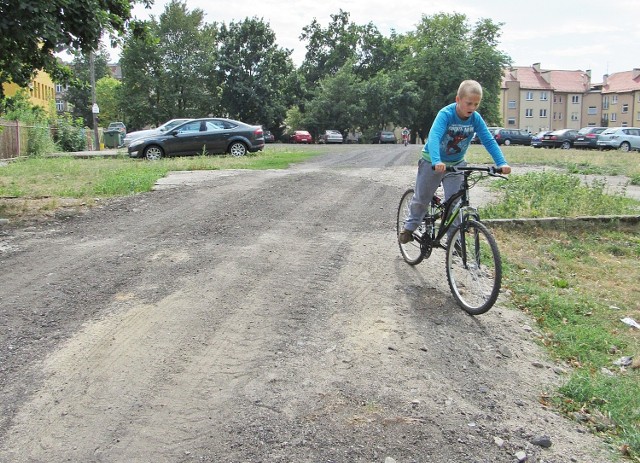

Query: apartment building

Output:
[500, 63, 640, 131]
[2, 70, 55, 111]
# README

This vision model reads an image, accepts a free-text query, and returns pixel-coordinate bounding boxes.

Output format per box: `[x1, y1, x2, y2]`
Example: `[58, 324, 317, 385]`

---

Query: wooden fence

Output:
[0, 120, 30, 160]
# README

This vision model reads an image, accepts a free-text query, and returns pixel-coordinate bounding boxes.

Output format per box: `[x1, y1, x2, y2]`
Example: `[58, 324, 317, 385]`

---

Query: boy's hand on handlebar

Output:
[434, 162, 446, 173]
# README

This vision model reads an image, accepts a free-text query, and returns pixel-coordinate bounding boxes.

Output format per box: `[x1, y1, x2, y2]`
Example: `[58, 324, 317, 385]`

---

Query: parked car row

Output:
[530, 126, 640, 151]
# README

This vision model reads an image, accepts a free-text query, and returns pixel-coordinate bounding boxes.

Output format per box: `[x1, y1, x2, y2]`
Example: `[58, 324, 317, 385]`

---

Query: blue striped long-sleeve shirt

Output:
[422, 103, 507, 167]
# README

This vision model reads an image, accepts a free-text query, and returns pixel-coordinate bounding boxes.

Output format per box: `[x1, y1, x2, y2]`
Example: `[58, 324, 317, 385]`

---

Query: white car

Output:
[318, 130, 344, 144]
[123, 118, 192, 147]
[596, 127, 640, 152]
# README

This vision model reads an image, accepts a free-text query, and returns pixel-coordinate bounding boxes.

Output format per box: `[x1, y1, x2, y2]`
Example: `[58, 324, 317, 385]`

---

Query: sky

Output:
[124, 0, 640, 83]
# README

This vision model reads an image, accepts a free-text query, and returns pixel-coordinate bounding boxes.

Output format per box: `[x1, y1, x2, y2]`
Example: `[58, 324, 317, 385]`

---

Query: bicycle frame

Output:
[424, 169, 481, 249]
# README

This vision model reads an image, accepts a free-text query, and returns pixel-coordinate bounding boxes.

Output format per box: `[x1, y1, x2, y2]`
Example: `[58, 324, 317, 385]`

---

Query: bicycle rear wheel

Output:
[446, 220, 501, 315]
[397, 188, 424, 265]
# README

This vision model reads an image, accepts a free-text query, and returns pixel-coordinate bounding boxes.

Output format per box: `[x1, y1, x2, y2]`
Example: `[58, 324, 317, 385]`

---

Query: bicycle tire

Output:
[446, 220, 501, 315]
[397, 188, 424, 265]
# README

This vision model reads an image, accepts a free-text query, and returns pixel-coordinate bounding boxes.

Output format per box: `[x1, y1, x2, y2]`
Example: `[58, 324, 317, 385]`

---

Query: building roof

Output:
[502, 65, 590, 93]
[502, 66, 552, 90]
[547, 70, 590, 93]
[602, 69, 640, 94]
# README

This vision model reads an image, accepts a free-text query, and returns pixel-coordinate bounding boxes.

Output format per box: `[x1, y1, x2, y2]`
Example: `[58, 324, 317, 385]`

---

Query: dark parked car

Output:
[372, 131, 397, 144]
[493, 128, 532, 146]
[263, 130, 275, 143]
[108, 121, 126, 134]
[123, 118, 192, 147]
[531, 131, 550, 148]
[471, 126, 502, 144]
[541, 129, 579, 149]
[127, 118, 264, 160]
[573, 127, 607, 149]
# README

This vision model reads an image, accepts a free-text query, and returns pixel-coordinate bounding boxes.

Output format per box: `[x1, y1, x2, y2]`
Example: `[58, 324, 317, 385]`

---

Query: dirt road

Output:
[0, 146, 615, 462]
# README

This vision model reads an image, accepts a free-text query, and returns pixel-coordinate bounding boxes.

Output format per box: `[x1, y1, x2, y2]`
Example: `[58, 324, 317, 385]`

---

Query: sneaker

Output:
[399, 228, 414, 244]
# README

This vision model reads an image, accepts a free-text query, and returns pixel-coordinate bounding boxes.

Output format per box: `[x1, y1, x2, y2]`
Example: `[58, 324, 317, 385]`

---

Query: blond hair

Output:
[457, 80, 483, 99]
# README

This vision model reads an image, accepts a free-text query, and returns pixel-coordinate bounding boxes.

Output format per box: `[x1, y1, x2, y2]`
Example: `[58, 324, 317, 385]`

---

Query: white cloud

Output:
[124, 0, 639, 80]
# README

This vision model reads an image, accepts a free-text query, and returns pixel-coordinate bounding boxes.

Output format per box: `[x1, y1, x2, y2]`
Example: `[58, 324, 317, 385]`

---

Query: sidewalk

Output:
[48, 149, 123, 158]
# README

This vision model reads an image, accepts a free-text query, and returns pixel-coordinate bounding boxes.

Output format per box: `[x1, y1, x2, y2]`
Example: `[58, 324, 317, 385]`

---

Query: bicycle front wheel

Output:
[446, 220, 501, 315]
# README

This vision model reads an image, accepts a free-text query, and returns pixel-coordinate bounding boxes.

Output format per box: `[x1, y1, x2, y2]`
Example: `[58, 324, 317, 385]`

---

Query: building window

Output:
[540, 109, 547, 118]
[558, 113, 563, 120]
[571, 95, 580, 104]
[571, 112, 579, 121]
[525, 108, 533, 118]
[622, 121, 628, 127]
[588, 106, 597, 115]
[611, 113, 617, 122]
[553, 95, 563, 103]
[508, 100, 516, 109]
[622, 103, 629, 113]
[56, 100, 64, 112]
[540, 91, 548, 101]
[602, 96, 609, 109]
[526, 91, 533, 101]
[637, 111, 640, 121]
[612, 95, 618, 104]
[507, 117, 516, 125]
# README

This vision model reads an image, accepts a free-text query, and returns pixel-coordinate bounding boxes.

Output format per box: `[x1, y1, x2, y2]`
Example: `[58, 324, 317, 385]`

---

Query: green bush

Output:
[52, 114, 86, 152]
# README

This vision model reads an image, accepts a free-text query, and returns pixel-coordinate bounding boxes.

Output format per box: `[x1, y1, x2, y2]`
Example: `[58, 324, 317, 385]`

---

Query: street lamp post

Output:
[90, 51, 100, 150]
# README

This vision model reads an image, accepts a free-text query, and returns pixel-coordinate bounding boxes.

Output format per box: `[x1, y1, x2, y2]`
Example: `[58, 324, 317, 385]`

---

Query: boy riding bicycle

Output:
[401, 127, 410, 146]
[399, 80, 511, 244]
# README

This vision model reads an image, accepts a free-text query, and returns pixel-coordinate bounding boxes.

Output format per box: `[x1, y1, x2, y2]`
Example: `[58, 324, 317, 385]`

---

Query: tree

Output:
[400, 13, 508, 140]
[120, 0, 220, 131]
[359, 69, 419, 134]
[302, 64, 363, 137]
[217, 17, 295, 128]
[65, 48, 111, 127]
[0, 0, 150, 99]
[299, 10, 396, 85]
[299, 10, 361, 85]
[467, 19, 511, 126]
[96, 76, 123, 125]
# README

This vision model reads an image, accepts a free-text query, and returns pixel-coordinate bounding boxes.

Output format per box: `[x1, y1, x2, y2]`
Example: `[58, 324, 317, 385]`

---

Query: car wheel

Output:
[561, 141, 571, 149]
[229, 141, 247, 157]
[620, 141, 631, 152]
[144, 145, 164, 161]
[504, 139, 511, 146]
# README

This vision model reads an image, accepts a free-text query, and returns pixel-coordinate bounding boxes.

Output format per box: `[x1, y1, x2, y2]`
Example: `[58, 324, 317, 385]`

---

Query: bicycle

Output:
[396, 165, 508, 315]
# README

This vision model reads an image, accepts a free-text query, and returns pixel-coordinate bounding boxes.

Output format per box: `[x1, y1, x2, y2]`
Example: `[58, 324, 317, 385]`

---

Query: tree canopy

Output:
[2, 0, 510, 143]
[0, 0, 150, 99]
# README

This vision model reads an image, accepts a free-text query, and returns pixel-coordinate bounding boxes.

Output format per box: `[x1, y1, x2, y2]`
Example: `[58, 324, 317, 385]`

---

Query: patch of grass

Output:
[0, 147, 322, 219]
[466, 145, 640, 178]
[481, 171, 639, 218]
[493, 225, 640, 459]
[479, 162, 640, 458]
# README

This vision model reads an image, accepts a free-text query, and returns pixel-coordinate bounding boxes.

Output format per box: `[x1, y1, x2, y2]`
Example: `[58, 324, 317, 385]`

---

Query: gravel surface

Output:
[0, 145, 618, 462]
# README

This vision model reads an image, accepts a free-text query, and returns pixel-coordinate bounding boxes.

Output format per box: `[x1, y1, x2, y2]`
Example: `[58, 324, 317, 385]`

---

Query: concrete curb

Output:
[484, 215, 640, 228]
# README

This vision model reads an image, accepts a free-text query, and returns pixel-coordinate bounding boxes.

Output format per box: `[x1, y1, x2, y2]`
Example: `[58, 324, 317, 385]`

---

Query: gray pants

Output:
[404, 158, 466, 231]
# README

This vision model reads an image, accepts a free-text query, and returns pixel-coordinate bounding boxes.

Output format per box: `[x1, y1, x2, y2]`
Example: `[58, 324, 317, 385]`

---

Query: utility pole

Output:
[90, 51, 100, 150]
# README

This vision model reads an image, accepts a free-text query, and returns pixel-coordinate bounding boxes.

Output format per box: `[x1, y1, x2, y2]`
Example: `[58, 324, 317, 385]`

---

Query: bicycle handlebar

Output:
[432, 165, 508, 179]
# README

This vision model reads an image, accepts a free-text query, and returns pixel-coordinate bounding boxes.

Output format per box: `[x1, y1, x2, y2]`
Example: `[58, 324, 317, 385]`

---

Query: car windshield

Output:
[160, 120, 188, 131]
